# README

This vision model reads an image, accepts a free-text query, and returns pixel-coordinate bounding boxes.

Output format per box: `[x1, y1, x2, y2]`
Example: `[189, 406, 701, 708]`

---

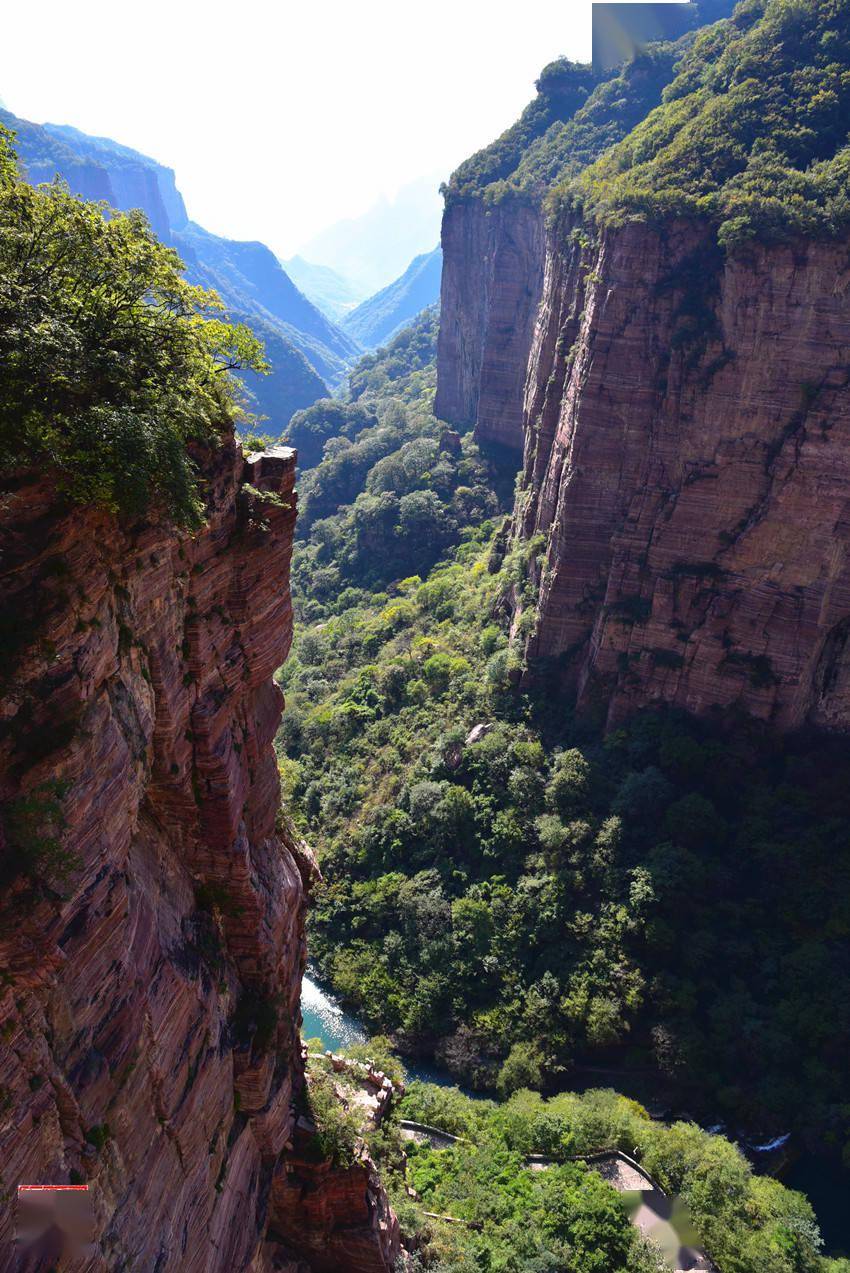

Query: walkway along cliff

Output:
[0, 437, 399, 1270]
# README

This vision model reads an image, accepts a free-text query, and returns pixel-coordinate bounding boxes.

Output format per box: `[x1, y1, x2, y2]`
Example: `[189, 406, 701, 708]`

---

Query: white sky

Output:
[0, 0, 593, 257]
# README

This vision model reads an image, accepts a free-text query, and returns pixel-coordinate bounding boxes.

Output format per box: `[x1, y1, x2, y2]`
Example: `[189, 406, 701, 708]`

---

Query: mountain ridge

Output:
[342, 246, 442, 348]
[1, 108, 360, 427]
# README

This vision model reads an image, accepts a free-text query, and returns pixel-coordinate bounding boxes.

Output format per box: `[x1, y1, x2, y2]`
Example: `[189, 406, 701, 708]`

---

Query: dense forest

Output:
[4, 0, 850, 1264]
[573, 0, 850, 247]
[277, 315, 850, 1173]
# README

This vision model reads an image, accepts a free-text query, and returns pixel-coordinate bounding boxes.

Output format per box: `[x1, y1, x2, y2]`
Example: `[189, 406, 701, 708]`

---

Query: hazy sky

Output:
[0, 0, 592, 257]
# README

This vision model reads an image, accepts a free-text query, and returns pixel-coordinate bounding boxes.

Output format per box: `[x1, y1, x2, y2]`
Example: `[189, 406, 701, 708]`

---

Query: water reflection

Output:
[300, 971, 367, 1051]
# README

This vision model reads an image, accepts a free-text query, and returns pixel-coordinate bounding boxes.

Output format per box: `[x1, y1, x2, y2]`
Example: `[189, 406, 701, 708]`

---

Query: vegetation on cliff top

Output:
[444, 60, 601, 206]
[446, 0, 850, 251]
[573, 0, 850, 247]
[0, 125, 266, 526]
[442, 1, 737, 209]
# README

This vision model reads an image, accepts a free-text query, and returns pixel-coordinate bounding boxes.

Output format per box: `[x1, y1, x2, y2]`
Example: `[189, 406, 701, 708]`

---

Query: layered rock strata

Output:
[271, 1149, 400, 1273]
[435, 199, 545, 450]
[270, 1050, 403, 1273]
[511, 218, 850, 730]
[0, 441, 399, 1269]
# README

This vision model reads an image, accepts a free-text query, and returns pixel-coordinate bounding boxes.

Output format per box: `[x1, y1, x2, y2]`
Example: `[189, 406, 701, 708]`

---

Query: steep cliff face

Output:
[437, 0, 850, 735]
[513, 217, 850, 730]
[43, 121, 190, 234]
[433, 11, 736, 453]
[435, 200, 544, 450]
[0, 442, 397, 1270]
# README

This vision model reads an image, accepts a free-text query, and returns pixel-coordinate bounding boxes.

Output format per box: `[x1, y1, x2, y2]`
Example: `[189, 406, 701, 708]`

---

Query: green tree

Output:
[0, 128, 266, 525]
[498, 1042, 545, 1097]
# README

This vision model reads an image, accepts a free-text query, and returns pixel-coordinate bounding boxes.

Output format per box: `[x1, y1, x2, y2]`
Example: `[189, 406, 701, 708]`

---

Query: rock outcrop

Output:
[507, 217, 850, 731]
[266, 1049, 402, 1273]
[0, 440, 398, 1269]
[436, 7, 850, 736]
[270, 1148, 400, 1273]
[432, 15, 731, 454]
[435, 199, 545, 451]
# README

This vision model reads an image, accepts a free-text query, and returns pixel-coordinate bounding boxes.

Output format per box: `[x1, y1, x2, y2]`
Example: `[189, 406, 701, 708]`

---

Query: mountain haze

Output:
[297, 175, 443, 293]
[342, 246, 442, 348]
[1, 108, 361, 427]
[284, 254, 367, 320]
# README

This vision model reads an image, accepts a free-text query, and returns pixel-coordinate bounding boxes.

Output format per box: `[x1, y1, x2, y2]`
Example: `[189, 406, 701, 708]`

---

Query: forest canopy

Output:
[572, 0, 850, 246]
[278, 310, 850, 1168]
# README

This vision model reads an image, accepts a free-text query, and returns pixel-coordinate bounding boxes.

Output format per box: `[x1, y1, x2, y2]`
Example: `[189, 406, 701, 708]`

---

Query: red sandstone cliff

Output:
[435, 198, 544, 451]
[509, 217, 850, 730]
[0, 440, 399, 1270]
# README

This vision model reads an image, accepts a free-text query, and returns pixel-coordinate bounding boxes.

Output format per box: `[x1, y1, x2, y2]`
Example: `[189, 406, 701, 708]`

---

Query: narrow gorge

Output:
[2, 0, 850, 1269]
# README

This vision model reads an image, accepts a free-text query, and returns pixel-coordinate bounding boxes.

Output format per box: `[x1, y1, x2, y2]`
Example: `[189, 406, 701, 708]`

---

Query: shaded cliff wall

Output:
[270, 1135, 400, 1273]
[514, 217, 850, 731]
[435, 198, 545, 450]
[43, 122, 190, 233]
[0, 442, 398, 1270]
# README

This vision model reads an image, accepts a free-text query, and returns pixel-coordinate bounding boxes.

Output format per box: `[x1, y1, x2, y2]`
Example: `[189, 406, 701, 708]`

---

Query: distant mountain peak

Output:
[342, 247, 442, 350]
[297, 175, 443, 295]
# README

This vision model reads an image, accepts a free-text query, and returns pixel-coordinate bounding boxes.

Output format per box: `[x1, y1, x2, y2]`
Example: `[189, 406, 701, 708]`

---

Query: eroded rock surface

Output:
[512, 219, 850, 730]
[0, 440, 398, 1270]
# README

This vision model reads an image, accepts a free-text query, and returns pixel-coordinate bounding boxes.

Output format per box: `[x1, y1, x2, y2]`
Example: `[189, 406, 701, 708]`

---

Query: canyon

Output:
[2, 0, 850, 1266]
[0, 438, 398, 1271]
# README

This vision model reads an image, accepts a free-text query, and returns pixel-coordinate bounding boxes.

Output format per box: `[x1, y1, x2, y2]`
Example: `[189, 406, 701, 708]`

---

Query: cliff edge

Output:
[0, 440, 398, 1270]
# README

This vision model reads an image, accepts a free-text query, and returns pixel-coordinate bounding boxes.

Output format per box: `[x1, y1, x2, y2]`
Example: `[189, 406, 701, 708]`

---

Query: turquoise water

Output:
[299, 973, 847, 1251]
[300, 970, 472, 1090]
[301, 971, 368, 1051]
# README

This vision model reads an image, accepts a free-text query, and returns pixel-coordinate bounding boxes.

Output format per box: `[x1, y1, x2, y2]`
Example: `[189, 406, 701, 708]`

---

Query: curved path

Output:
[398, 1124, 716, 1272]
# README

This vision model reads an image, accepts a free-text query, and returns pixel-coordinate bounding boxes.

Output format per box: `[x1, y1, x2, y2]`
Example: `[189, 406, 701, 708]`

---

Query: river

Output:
[300, 969, 471, 1089]
[299, 971, 849, 1255]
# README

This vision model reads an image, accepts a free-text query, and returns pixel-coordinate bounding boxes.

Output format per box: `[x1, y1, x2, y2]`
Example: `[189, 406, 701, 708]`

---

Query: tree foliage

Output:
[393, 1084, 830, 1273]
[0, 127, 266, 525]
[573, 0, 850, 247]
[279, 330, 850, 1167]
